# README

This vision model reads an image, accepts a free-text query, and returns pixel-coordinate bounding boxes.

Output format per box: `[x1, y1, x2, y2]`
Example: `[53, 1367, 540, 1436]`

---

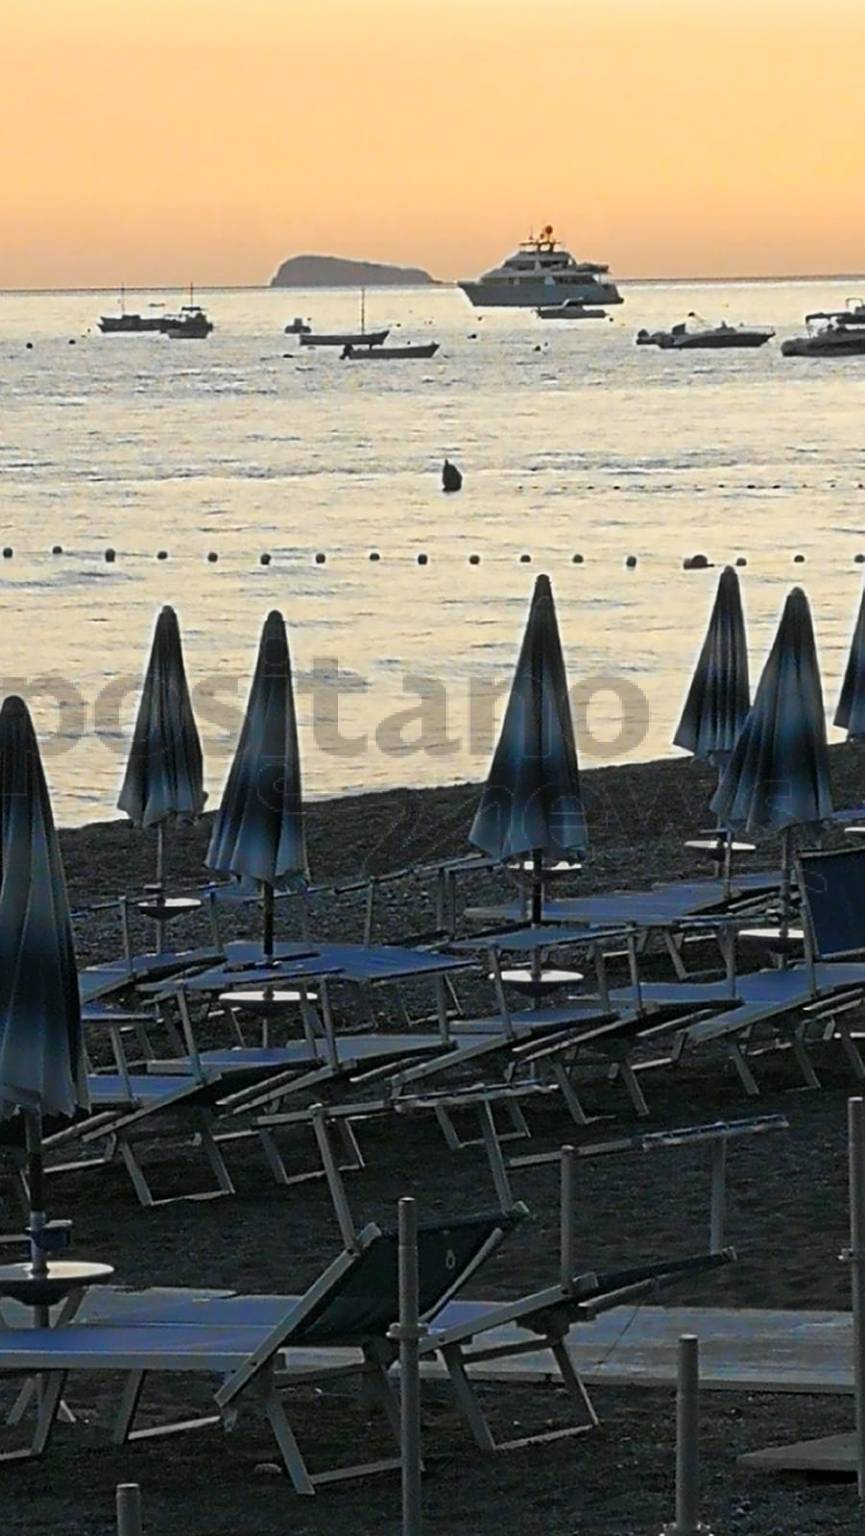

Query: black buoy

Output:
[25, 342, 33, 350]
[51, 545, 62, 555]
[207, 551, 218, 563]
[260, 552, 271, 566]
[793, 553, 806, 563]
[683, 553, 710, 570]
[369, 551, 380, 562]
[468, 553, 480, 565]
[104, 547, 116, 563]
[572, 554, 584, 564]
[625, 555, 638, 568]
[519, 553, 531, 563]
[315, 552, 326, 565]
[156, 550, 168, 561]
[417, 553, 428, 566]
[442, 459, 463, 494]
[856, 554, 865, 565]
[736, 556, 748, 567]
[2, 548, 12, 560]
[68, 339, 76, 346]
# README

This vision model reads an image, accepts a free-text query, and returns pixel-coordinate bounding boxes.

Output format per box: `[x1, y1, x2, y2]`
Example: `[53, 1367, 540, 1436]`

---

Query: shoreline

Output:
[57, 740, 864, 921]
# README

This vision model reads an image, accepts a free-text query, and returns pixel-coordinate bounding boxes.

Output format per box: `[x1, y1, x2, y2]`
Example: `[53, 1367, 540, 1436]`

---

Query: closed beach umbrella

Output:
[469, 574, 587, 920]
[118, 605, 205, 861]
[206, 611, 307, 957]
[674, 565, 750, 769]
[835, 586, 865, 740]
[711, 587, 832, 921]
[0, 696, 87, 1275]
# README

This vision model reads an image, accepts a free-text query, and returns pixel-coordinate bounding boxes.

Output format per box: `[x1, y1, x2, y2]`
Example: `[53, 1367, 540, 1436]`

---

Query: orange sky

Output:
[2, 0, 863, 288]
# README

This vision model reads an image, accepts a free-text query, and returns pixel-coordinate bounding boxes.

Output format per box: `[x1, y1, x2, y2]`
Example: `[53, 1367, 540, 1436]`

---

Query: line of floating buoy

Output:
[1, 548, 862, 571]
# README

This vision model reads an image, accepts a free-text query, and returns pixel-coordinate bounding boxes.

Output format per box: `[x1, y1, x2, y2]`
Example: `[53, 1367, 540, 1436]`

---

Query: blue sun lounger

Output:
[0, 1209, 519, 1490]
[590, 847, 865, 1096]
[45, 1244, 734, 1462]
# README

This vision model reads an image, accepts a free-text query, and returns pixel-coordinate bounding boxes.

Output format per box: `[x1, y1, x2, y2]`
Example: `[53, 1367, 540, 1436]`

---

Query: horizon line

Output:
[2, 269, 865, 296]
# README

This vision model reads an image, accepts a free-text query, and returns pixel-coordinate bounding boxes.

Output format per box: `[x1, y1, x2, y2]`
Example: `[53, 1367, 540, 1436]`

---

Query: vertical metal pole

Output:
[116, 1482, 143, 1536]
[397, 1198, 423, 1536]
[848, 1097, 865, 1501]
[530, 850, 544, 992]
[364, 878, 376, 947]
[531, 849, 543, 925]
[722, 829, 733, 902]
[262, 881, 275, 961]
[780, 826, 792, 957]
[709, 1138, 727, 1253]
[434, 867, 445, 937]
[560, 1145, 576, 1293]
[26, 1112, 50, 1330]
[155, 823, 166, 956]
[675, 1335, 700, 1536]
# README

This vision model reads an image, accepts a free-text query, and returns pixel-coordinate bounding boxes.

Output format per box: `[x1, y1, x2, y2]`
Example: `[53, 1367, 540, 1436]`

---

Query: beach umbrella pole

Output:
[780, 826, 793, 947]
[25, 1112, 51, 1329]
[25, 1112, 47, 1276]
[715, 764, 735, 900]
[262, 881, 275, 961]
[155, 822, 166, 955]
[849, 1097, 865, 1501]
[530, 849, 543, 989]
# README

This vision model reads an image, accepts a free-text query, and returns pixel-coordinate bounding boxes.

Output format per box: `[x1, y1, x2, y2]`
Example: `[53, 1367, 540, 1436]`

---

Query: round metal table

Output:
[0, 1261, 114, 1308]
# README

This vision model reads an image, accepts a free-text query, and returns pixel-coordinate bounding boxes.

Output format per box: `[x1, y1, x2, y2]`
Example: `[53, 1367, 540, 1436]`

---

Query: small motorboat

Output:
[300, 329, 389, 348]
[536, 299, 610, 320]
[161, 286, 213, 338]
[804, 296, 865, 328]
[341, 341, 439, 360]
[636, 313, 774, 349]
[781, 319, 865, 357]
[163, 304, 214, 339]
[284, 316, 312, 335]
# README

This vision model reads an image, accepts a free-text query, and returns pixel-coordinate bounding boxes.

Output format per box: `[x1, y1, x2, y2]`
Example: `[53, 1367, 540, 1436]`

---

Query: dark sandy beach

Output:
[6, 745, 865, 1534]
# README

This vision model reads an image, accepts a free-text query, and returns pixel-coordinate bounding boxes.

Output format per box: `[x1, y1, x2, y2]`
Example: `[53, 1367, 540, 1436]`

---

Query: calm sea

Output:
[1, 278, 864, 826]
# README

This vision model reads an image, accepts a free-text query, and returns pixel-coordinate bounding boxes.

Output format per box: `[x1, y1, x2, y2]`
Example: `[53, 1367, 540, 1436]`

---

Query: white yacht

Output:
[459, 225, 623, 309]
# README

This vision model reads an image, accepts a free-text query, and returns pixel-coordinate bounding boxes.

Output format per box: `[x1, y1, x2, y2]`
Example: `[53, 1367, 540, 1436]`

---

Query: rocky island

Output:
[270, 253, 437, 287]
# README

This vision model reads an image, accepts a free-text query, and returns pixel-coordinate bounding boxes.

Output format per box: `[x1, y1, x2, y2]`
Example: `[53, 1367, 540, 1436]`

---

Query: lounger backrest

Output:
[798, 848, 865, 960]
[216, 1208, 521, 1408]
[291, 1208, 520, 1347]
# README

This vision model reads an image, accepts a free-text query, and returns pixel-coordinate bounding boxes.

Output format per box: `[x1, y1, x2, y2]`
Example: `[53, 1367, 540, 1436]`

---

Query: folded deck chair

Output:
[0, 1208, 521, 1489]
[421, 1248, 735, 1451]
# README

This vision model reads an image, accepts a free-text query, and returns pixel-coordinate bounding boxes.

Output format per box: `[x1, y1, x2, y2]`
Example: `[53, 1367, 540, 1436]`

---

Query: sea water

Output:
[1, 278, 863, 824]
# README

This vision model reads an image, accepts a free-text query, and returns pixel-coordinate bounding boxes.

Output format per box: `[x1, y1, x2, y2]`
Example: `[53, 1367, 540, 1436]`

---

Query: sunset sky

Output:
[3, 0, 863, 289]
